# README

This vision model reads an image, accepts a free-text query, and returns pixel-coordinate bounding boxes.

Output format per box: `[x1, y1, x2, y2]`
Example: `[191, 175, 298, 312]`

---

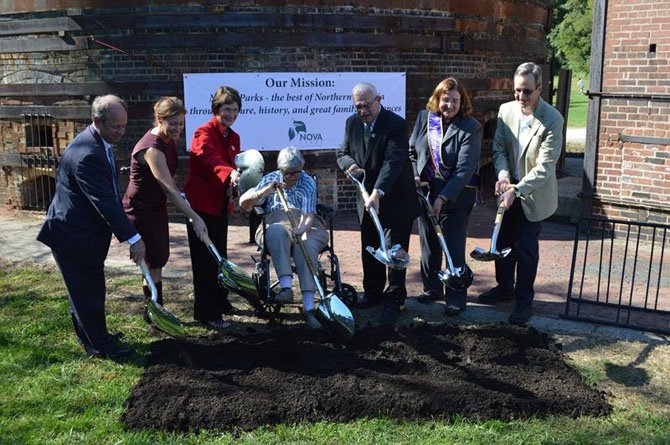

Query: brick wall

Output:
[592, 0, 670, 229]
[0, 1, 553, 214]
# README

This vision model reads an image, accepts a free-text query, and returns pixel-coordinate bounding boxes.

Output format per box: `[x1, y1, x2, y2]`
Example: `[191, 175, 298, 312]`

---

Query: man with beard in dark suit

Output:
[337, 82, 420, 326]
[38, 94, 146, 359]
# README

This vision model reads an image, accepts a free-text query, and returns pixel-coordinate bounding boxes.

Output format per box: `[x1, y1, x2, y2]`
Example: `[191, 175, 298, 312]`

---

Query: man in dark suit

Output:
[37, 94, 146, 359]
[337, 82, 420, 326]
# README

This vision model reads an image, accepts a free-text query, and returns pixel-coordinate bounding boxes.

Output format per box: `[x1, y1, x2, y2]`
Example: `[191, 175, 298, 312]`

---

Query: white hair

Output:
[91, 94, 127, 120]
[277, 146, 304, 170]
[352, 82, 378, 98]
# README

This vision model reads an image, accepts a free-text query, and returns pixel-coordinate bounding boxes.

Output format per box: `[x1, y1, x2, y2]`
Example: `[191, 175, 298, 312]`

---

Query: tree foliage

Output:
[548, 0, 593, 76]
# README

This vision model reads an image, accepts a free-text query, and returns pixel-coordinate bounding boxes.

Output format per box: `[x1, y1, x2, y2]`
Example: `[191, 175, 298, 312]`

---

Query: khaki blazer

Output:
[492, 98, 564, 222]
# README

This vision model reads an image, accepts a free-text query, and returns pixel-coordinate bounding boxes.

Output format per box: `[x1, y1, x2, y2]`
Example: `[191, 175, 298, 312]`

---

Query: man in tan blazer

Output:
[478, 62, 564, 325]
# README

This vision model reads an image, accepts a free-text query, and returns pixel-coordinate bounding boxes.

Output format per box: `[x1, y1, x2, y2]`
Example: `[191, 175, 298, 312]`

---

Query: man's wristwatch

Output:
[511, 185, 521, 198]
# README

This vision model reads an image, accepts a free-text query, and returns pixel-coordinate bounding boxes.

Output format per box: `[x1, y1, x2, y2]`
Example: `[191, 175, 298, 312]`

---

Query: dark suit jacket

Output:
[409, 110, 482, 202]
[337, 107, 420, 228]
[37, 125, 136, 260]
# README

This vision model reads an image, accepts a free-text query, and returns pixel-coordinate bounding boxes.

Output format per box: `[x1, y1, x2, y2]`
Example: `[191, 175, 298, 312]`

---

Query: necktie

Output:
[106, 145, 120, 201]
[364, 124, 372, 148]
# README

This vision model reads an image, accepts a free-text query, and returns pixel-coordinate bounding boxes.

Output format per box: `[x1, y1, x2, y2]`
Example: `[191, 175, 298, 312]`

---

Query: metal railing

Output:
[18, 114, 59, 210]
[562, 217, 670, 334]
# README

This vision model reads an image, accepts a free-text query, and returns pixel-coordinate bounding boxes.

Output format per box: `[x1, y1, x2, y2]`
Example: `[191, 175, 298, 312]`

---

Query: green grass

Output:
[554, 73, 589, 128]
[2, 262, 670, 444]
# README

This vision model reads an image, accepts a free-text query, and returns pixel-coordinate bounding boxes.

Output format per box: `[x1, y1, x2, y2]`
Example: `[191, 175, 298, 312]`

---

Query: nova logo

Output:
[288, 120, 323, 142]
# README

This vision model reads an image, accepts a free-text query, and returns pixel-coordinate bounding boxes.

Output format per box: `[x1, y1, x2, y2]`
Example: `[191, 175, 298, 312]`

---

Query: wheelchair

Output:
[251, 201, 358, 320]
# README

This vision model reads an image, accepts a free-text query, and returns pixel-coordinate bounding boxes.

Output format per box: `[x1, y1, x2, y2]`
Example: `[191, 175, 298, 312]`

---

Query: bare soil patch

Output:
[122, 324, 611, 433]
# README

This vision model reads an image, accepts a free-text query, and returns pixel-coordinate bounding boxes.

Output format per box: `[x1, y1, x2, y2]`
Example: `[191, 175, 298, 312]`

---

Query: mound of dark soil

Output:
[122, 324, 610, 432]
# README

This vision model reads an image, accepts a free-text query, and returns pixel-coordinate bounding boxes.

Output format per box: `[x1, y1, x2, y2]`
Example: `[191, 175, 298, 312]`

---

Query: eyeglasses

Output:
[281, 170, 301, 177]
[354, 98, 379, 110]
[514, 86, 540, 96]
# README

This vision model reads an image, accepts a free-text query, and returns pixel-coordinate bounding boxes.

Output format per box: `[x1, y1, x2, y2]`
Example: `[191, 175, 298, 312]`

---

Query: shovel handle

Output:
[139, 259, 159, 304]
[275, 187, 327, 299]
[489, 202, 507, 253]
[202, 233, 223, 264]
[495, 201, 506, 224]
[345, 169, 370, 200]
[346, 169, 390, 257]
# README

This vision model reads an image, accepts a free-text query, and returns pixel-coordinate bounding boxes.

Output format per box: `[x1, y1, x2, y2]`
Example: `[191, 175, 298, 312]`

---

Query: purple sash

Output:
[427, 112, 445, 179]
[427, 112, 481, 202]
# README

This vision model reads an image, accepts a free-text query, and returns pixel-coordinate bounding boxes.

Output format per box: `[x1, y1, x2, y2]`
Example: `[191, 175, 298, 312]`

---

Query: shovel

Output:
[275, 186, 355, 341]
[139, 259, 186, 338]
[416, 184, 473, 290]
[202, 233, 267, 315]
[470, 201, 512, 261]
[345, 170, 410, 270]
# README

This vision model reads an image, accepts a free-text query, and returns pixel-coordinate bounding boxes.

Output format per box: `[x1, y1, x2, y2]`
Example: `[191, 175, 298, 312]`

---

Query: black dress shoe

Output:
[509, 305, 533, 326]
[417, 293, 441, 304]
[221, 300, 240, 315]
[444, 305, 464, 317]
[85, 340, 134, 359]
[103, 344, 134, 359]
[478, 287, 514, 304]
[356, 295, 383, 309]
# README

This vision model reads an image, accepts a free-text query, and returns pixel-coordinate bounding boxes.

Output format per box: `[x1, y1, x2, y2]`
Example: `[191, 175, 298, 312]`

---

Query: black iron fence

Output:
[18, 114, 59, 210]
[563, 217, 670, 335]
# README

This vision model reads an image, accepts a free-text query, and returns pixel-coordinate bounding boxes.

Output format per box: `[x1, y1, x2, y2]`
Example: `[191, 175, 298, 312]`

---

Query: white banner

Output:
[183, 72, 406, 151]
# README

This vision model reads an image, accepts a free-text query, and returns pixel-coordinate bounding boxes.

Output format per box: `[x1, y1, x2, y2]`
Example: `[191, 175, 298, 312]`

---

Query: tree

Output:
[548, 0, 593, 77]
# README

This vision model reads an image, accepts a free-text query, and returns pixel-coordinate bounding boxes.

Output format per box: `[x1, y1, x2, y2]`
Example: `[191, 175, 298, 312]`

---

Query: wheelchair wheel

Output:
[252, 268, 277, 320]
[332, 283, 358, 309]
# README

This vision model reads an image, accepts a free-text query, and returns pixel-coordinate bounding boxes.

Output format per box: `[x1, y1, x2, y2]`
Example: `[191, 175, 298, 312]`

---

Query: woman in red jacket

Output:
[184, 86, 242, 329]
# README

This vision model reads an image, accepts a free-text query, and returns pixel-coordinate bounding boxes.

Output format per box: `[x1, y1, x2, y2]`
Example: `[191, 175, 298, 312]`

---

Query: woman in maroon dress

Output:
[123, 96, 207, 313]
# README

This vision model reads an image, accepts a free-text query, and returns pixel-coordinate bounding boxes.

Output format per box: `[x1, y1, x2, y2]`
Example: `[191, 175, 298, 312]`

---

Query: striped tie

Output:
[106, 145, 120, 201]
[364, 124, 372, 148]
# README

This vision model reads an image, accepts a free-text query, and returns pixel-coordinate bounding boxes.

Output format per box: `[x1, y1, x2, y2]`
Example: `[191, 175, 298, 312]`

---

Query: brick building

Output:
[583, 0, 670, 228]
[0, 1, 555, 215]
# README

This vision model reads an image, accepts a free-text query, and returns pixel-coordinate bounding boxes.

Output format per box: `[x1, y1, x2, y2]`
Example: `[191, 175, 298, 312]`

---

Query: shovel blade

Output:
[437, 264, 475, 290]
[366, 246, 409, 270]
[438, 268, 474, 290]
[218, 260, 256, 293]
[316, 294, 355, 341]
[469, 247, 497, 262]
[147, 299, 186, 338]
[218, 260, 268, 313]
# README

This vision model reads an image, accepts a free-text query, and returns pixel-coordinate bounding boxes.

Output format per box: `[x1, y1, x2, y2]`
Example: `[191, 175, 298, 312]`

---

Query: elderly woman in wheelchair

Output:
[239, 147, 328, 329]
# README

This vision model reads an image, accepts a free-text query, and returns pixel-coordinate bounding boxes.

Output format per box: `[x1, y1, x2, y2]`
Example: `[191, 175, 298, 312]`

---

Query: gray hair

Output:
[277, 147, 305, 171]
[514, 62, 543, 86]
[352, 82, 378, 98]
[91, 94, 127, 121]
